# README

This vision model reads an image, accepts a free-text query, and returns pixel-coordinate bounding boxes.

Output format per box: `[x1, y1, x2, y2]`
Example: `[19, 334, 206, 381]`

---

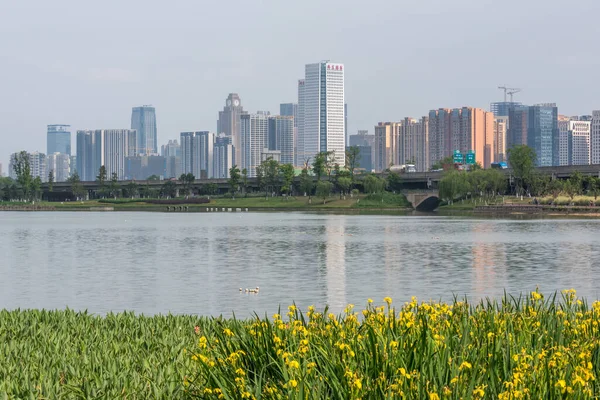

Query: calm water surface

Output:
[1, 211, 599, 317]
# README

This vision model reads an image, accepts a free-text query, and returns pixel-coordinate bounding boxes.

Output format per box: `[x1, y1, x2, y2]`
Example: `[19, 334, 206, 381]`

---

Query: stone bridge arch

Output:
[404, 191, 440, 212]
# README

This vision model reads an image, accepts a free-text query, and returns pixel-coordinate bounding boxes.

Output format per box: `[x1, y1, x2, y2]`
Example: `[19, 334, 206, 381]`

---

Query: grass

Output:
[1, 194, 413, 211]
[2, 290, 599, 398]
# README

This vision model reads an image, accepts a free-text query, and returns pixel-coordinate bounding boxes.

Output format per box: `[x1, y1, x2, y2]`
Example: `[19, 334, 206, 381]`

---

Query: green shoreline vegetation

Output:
[2, 290, 600, 398]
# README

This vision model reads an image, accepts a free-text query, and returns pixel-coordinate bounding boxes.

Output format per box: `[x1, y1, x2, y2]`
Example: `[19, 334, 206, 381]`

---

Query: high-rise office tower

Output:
[296, 80, 305, 166]
[76, 129, 137, 181]
[374, 122, 400, 172]
[241, 113, 269, 177]
[268, 116, 294, 165]
[213, 134, 235, 179]
[0, 162, 3, 177]
[47, 152, 71, 182]
[527, 104, 559, 167]
[131, 106, 157, 155]
[494, 116, 508, 163]
[180, 131, 215, 179]
[300, 61, 345, 166]
[491, 102, 522, 117]
[591, 111, 600, 165]
[280, 103, 298, 166]
[161, 140, 181, 178]
[569, 120, 591, 166]
[507, 105, 529, 150]
[349, 130, 374, 147]
[217, 94, 246, 167]
[47, 124, 71, 156]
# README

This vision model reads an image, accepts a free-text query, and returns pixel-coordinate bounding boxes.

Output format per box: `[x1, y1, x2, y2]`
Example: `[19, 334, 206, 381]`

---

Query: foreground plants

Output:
[2, 290, 600, 399]
[186, 290, 600, 399]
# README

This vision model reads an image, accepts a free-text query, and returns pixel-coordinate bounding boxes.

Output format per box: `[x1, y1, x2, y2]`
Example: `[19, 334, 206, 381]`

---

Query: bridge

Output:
[404, 191, 440, 212]
[40, 164, 600, 201]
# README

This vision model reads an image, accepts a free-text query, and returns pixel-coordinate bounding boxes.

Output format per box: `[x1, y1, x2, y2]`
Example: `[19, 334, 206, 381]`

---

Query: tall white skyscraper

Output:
[241, 113, 269, 177]
[570, 120, 591, 166]
[592, 111, 600, 165]
[47, 152, 71, 182]
[100, 129, 138, 180]
[299, 61, 345, 166]
[9, 151, 47, 182]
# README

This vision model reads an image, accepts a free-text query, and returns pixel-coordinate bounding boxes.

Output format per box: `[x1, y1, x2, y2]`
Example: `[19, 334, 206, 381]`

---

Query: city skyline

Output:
[2, 0, 600, 169]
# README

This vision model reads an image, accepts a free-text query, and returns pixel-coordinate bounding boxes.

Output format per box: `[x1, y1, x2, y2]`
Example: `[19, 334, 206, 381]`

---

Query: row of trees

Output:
[438, 169, 507, 204]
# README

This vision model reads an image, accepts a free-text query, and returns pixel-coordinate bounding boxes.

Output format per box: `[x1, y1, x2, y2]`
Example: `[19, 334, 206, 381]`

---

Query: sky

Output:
[1, 0, 600, 171]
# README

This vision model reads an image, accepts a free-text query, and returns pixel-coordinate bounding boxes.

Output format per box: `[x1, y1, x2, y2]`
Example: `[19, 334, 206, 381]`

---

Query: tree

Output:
[179, 173, 195, 197]
[363, 174, 385, 194]
[326, 151, 336, 181]
[47, 170, 54, 194]
[568, 171, 583, 196]
[96, 165, 108, 198]
[124, 181, 139, 198]
[316, 181, 333, 204]
[299, 167, 313, 200]
[549, 179, 563, 203]
[431, 156, 454, 171]
[279, 164, 295, 198]
[32, 176, 42, 201]
[507, 145, 537, 196]
[386, 171, 403, 192]
[11, 151, 32, 200]
[110, 172, 120, 199]
[337, 177, 352, 199]
[439, 170, 470, 204]
[345, 146, 361, 179]
[68, 171, 85, 201]
[255, 164, 266, 197]
[241, 168, 249, 197]
[312, 152, 326, 181]
[563, 180, 577, 204]
[161, 180, 177, 198]
[228, 165, 241, 199]
[203, 183, 218, 196]
[588, 177, 600, 201]
[262, 158, 280, 197]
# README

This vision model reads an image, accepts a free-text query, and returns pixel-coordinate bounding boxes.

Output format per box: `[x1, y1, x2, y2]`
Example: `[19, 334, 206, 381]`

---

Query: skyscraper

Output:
[217, 94, 246, 167]
[397, 117, 429, 172]
[569, 120, 591, 166]
[213, 134, 234, 179]
[161, 140, 181, 179]
[558, 115, 572, 166]
[491, 102, 522, 117]
[591, 111, 600, 165]
[131, 106, 157, 155]
[241, 113, 269, 177]
[374, 122, 400, 172]
[268, 115, 294, 165]
[180, 131, 214, 179]
[301, 61, 345, 166]
[9, 151, 47, 182]
[76, 129, 137, 181]
[47, 124, 71, 156]
[47, 152, 71, 182]
[296, 80, 305, 166]
[507, 105, 529, 149]
[527, 104, 559, 167]
[344, 103, 348, 146]
[428, 107, 495, 168]
[494, 116, 508, 163]
[280, 103, 298, 166]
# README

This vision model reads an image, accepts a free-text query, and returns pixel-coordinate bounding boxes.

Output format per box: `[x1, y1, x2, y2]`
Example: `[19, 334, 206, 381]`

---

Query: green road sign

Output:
[466, 151, 475, 165]
[453, 150, 463, 164]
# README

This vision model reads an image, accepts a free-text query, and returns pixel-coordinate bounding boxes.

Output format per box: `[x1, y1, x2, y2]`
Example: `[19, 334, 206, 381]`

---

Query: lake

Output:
[1, 211, 599, 317]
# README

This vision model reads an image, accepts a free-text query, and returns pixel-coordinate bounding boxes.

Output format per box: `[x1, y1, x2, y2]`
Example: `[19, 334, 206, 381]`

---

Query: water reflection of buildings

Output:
[325, 217, 347, 310]
[471, 223, 507, 299]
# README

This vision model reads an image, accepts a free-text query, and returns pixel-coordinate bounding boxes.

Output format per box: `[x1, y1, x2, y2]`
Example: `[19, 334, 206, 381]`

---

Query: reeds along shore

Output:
[2, 290, 600, 399]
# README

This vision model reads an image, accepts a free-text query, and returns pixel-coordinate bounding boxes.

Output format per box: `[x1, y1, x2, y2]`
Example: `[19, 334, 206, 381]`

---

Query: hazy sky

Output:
[1, 0, 599, 170]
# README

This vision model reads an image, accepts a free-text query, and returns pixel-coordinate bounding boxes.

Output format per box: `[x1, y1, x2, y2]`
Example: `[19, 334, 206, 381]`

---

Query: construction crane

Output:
[498, 85, 522, 103]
